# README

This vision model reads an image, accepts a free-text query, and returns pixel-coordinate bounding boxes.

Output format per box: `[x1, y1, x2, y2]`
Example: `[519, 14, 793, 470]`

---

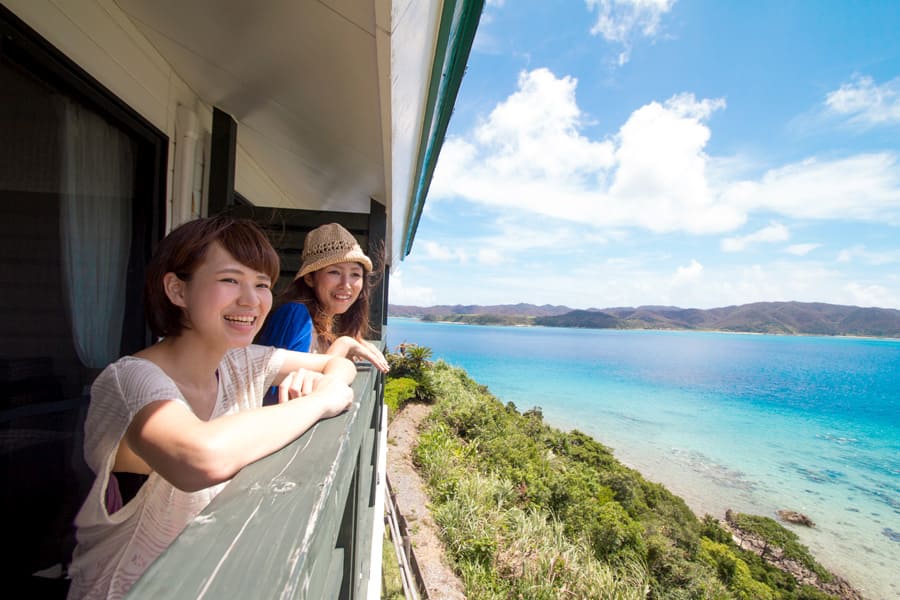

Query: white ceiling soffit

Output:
[115, 0, 388, 215]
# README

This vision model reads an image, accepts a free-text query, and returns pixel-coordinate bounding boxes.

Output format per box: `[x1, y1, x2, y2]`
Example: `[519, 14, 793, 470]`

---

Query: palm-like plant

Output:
[403, 344, 433, 372]
[388, 344, 433, 378]
[387, 344, 437, 402]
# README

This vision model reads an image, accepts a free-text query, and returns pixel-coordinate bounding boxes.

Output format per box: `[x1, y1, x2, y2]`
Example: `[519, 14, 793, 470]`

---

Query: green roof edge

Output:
[402, 0, 484, 257]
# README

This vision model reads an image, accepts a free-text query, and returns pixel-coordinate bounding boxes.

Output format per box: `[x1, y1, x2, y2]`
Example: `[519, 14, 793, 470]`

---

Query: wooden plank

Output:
[336, 453, 360, 600]
[126, 366, 379, 599]
[320, 549, 345, 600]
[354, 426, 377, 598]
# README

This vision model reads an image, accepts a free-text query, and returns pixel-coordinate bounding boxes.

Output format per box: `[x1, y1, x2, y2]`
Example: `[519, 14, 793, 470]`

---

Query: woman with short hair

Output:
[67, 216, 357, 600]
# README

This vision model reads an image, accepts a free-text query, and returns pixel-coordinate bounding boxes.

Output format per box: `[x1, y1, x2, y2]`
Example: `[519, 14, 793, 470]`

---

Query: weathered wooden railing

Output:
[126, 359, 386, 599]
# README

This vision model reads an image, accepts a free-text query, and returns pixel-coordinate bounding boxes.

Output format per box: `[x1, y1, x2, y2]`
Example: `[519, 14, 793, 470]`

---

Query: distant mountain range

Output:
[390, 303, 572, 318]
[388, 301, 900, 338]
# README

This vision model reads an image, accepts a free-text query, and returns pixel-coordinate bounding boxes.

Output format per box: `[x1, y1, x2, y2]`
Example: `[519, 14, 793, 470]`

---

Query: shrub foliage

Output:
[388, 348, 841, 600]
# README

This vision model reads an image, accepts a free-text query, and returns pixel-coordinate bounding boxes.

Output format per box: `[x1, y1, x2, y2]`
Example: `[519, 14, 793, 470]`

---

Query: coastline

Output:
[404, 316, 900, 343]
[389, 398, 871, 600]
[385, 318, 898, 599]
[543, 413, 890, 600]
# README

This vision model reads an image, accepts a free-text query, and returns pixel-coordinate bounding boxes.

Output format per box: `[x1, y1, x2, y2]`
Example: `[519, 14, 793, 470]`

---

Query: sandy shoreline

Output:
[598, 442, 892, 600]
[387, 401, 886, 600]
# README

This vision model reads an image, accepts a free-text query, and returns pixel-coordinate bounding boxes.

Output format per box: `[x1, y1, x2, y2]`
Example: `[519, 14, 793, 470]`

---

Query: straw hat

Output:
[295, 223, 373, 279]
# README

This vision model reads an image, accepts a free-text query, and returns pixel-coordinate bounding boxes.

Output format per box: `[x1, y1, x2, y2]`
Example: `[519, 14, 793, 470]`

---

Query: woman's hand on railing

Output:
[309, 375, 355, 418]
[277, 368, 322, 403]
[278, 369, 353, 418]
[327, 336, 390, 373]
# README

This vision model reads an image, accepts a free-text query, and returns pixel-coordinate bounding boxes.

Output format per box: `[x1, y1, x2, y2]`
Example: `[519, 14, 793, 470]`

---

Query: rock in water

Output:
[776, 509, 815, 527]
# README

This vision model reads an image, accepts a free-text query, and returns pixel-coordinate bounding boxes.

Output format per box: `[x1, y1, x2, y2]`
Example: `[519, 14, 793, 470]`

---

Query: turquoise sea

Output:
[385, 318, 900, 600]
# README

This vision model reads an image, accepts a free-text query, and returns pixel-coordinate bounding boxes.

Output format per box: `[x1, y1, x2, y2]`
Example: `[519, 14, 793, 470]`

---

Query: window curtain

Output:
[59, 98, 135, 369]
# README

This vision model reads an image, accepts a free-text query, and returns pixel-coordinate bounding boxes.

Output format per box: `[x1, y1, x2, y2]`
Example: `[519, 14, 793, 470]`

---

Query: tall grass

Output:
[415, 390, 650, 598]
[401, 356, 841, 600]
[424, 466, 650, 599]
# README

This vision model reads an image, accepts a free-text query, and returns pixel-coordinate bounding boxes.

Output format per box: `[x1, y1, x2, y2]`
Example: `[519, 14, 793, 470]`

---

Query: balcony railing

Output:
[126, 360, 386, 599]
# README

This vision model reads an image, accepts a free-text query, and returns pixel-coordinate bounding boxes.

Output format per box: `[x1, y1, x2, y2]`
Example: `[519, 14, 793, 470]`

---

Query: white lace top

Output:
[66, 345, 285, 600]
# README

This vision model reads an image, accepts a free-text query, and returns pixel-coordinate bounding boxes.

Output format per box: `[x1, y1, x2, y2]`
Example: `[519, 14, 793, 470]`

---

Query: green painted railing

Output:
[126, 362, 386, 599]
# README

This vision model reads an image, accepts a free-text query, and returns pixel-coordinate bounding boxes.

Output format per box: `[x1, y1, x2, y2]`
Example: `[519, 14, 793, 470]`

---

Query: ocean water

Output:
[385, 318, 900, 600]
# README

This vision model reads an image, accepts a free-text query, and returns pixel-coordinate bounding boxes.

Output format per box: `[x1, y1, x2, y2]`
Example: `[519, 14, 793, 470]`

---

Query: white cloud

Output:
[483, 219, 616, 255]
[472, 68, 616, 180]
[836, 244, 900, 265]
[837, 245, 862, 263]
[430, 67, 900, 254]
[721, 222, 790, 252]
[388, 270, 437, 306]
[611, 93, 739, 233]
[477, 248, 505, 265]
[586, 0, 676, 65]
[672, 259, 703, 285]
[722, 154, 900, 223]
[785, 243, 821, 256]
[842, 282, 895, 308]
[431, 69, 744, 234]
[421, 241, 468, 262]
[413, 218, 614, 267]
[825, 75, 900, 126]
[398, 245, 900, 309]
[653, 262, 899, 309]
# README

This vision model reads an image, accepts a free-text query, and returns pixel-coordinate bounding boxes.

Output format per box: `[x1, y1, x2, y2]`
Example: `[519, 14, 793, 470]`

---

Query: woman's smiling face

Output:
[176, 242, 273, 348]
[305, 262, 365, 317]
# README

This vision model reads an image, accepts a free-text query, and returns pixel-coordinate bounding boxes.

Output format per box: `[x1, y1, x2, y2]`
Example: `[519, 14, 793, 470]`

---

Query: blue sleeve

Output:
[257, 302, 313, 352]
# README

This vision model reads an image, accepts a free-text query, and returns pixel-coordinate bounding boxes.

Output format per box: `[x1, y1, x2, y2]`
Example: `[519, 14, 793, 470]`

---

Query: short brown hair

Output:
[145, 216, 280, 338]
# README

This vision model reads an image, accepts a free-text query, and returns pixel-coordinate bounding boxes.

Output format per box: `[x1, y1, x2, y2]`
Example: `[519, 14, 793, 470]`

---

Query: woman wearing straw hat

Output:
[257, 223, 390, 373]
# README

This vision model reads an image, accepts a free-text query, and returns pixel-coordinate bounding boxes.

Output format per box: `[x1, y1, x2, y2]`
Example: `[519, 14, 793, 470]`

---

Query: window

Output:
[0, 7, 166, 585]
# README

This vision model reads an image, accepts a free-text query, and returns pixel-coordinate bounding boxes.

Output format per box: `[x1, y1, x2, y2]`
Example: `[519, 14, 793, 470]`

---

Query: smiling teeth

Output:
[225, 316, 255, 324]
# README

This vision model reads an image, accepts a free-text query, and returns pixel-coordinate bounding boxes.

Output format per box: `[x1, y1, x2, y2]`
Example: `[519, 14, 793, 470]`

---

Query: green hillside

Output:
[385, 346, 859, 599]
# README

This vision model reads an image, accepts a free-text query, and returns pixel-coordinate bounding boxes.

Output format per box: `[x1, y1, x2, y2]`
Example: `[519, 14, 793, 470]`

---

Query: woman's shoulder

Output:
[264, 301, 312, 330]
[92, 355, 172, 389]
[257, 302, 313, 350]
[96, 355, 163, 381]
[271, 301, 311, 319]
[89, 356, 182, 414]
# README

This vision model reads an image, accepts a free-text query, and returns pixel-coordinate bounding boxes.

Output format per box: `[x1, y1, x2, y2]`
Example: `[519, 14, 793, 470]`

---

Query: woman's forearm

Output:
[322, 354, 357, 384]
[132, 385, 353, 491]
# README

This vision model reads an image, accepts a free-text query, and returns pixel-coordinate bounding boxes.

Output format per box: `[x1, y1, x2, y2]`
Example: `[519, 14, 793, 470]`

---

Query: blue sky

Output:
[390, 0, 900, 310]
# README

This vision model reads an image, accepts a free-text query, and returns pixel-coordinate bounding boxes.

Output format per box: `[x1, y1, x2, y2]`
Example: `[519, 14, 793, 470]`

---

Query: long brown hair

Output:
[276, 243, 383, 347]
